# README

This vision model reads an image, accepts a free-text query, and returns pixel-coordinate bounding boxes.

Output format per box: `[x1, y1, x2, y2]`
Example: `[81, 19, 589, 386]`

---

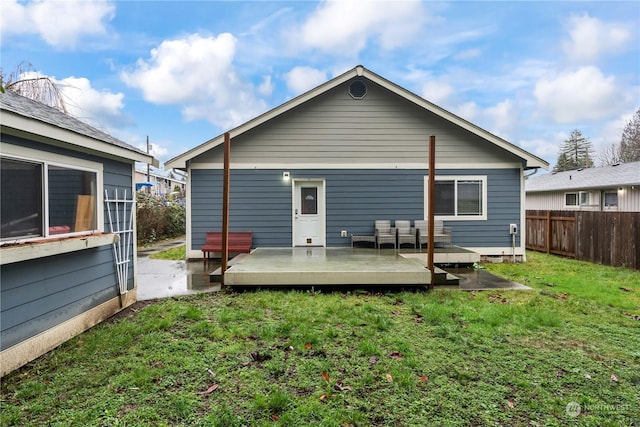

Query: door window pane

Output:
[1, 158, 43, 239]
[301, 187, 317, 215]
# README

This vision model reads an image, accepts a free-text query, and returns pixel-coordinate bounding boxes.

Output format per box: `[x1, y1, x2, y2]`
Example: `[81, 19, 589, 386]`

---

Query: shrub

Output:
[136, 192, 185, 245]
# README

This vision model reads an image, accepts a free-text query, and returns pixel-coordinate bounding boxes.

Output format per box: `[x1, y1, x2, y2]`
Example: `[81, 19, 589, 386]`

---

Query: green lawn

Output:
[2, 252, 638, 426]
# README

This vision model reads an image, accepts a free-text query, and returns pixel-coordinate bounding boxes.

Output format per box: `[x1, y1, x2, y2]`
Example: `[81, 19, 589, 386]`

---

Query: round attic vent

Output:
[349, 80, 367, 99]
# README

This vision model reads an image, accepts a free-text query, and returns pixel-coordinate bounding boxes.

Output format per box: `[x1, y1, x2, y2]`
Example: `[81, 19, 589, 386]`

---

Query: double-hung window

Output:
[1, 144, 102, 242]
[425, 176, 487, 220]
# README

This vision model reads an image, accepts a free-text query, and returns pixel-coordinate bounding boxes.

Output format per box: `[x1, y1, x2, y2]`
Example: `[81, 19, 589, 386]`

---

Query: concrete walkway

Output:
[136, 238, 221, 301]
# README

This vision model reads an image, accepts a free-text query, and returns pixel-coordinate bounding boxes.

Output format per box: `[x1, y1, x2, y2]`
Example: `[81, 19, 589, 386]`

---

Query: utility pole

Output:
[146, 136, 151, 194]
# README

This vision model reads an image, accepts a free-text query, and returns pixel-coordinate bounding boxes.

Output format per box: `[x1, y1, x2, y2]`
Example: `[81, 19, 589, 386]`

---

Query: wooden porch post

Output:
[428, 135, 436, 290]
[221, 132, 231, 280]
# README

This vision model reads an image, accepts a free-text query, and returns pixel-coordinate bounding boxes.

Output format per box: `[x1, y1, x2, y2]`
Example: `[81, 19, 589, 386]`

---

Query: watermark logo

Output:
[565, 402, 582, 418]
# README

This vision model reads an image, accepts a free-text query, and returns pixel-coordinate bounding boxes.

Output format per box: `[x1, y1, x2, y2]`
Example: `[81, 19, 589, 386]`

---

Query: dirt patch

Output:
[105, 300, 155, 323]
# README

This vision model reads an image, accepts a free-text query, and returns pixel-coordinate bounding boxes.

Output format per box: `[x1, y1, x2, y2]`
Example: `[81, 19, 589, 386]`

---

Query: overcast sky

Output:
[1, 0, 638, 170]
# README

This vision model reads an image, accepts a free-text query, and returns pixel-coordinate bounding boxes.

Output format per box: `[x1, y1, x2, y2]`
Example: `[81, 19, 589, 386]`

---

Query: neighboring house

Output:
[526, 162, 640, 211]
[135, 164, 187, 197]
[0, 91, 156, 375]
[165, 65, 548, 260]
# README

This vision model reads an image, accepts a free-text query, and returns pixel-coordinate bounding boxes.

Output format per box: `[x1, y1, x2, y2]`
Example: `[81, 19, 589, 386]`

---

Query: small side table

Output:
[351, 234, 376, 248]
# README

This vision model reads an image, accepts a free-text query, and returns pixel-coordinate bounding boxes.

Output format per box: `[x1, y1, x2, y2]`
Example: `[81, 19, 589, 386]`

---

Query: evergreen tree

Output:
[553, 129, 594, 172]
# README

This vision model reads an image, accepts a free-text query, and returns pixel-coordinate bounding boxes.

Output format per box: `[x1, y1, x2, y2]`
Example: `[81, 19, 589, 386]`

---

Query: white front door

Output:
[293, 180, 325, 246]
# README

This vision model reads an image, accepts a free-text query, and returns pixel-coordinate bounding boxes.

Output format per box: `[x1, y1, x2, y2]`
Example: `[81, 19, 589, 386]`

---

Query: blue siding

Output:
[190, 168, 521, 250]
[1, 135, 133, 350]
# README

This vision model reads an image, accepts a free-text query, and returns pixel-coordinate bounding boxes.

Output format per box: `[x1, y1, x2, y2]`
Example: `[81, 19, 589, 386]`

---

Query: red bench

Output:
[201, 231, 252, 261]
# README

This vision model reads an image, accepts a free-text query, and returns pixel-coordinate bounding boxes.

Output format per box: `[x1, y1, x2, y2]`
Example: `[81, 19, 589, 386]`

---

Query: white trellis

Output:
[104, 189, 135, 295]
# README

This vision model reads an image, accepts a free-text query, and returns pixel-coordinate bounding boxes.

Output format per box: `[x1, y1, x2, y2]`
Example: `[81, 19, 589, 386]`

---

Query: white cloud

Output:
[258, 75, 274, 96]
[0, 0, 115, 49]
[284, 66, 328, 95]
[121, 33, 267, 129]
[485, 99, 516, 137]
[453, 48, 481, 61]
[55, 76, 129, 129]
[420, 80, 454, 105]
[534, 66, 633, 124]
[519, 137, 561, 163]
[290, 1, 426, 55]
[563, 14, 632, 63]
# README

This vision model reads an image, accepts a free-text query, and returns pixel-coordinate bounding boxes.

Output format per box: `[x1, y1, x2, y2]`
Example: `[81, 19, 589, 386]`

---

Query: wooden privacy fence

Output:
[526, 210, 639, 270]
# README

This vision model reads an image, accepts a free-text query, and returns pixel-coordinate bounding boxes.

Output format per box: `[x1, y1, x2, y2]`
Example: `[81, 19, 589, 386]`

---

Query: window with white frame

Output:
[564, 191, 591, 207]
[1, 147, 102, 241]
[604, 191, 618, 208]
[426, 176, 487, 220]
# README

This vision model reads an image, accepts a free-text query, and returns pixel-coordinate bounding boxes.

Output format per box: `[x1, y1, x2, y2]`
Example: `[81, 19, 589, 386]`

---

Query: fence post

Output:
[546, 210, 551, 254]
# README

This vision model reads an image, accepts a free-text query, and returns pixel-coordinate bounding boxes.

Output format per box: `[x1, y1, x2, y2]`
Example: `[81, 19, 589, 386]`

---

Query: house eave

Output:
[164, 65, 548, 171]
[1, 111, 158, 166]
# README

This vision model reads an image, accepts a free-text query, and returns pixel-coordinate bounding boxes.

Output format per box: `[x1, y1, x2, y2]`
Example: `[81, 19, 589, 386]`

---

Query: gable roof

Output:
[165, 65, 548, 170]
[526, 161, 640, 192]
[1, 90, 157, 166]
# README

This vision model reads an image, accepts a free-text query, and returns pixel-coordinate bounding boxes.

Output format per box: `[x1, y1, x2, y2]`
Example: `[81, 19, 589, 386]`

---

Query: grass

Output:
[149, 244, 186, 260]
[2, 252, 639, 426]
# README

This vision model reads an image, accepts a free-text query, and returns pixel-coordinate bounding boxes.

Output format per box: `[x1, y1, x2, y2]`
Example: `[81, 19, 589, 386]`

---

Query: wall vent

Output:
[349, 80, 367, 99]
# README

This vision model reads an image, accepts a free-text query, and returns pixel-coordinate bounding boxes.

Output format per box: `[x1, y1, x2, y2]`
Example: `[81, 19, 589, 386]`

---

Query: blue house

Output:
[1, 91, 156, 375]
[165, 65, 547, 260]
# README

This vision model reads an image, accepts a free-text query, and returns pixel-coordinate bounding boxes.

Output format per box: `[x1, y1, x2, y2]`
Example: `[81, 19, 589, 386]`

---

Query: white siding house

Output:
[526, 162, 640, 212]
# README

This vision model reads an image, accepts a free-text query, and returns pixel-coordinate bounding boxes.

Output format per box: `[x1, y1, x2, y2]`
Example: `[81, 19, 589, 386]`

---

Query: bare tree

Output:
[600, 108, 640, 165]
[1, 62, 67, 113]
[620, 108, 640, 162]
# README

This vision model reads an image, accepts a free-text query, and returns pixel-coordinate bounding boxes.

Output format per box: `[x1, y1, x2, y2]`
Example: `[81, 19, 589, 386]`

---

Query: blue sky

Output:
[1, 1, 638, 170]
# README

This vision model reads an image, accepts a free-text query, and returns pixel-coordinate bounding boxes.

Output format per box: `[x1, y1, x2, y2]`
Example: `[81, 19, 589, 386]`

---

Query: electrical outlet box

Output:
[509, 224, 518, 235]
[340, 230, 348, 238]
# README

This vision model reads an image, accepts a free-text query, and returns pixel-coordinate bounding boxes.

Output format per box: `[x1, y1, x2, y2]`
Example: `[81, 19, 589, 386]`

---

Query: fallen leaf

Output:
[196, 383, 219, 395]
[342, 423, 354, 427]
[389, 351, 404, 360]
[507, 400, 515, 408]
[385, 373, 393, 383]
[369, 356, 378, 364]
[414, 316, 424, 323]
[334, 384, 352, 391]
[322, 371, 330, 383]
[620, 287, 634, 292]
[305, 342, 313, 350]
[319, 394, 327, 401]
[545, 282, 556, 287]
[585, 374, 592, 380]
[271, 414, 279, 421]
[419, 375, 428, 383]
[611, 374, 619, 382]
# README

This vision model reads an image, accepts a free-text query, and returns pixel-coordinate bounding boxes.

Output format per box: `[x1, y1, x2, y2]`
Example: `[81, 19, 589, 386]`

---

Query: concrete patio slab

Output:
[222, 247, 431, 286]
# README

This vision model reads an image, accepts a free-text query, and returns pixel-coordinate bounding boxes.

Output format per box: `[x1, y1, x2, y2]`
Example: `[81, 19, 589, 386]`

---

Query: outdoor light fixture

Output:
[283, 171, 290, 181]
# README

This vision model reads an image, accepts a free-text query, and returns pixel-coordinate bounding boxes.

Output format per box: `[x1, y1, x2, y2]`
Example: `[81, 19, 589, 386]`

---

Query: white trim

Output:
[185, 164, 194, 259]
[165, 66, 547, 170]
[424, 175, 488, 221]
[188, 162, 523, 170]
[292, 178, 326, 247]
[2, 113, 156, 166]
[466, 247, 526, 256]
[0, 233, 117, 265]
[519, 165, 527, 262]
[1, 142, 105, 240]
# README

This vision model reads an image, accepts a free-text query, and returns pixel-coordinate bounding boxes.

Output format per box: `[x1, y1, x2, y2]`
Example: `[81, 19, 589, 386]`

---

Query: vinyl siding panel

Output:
[193, 78, 522, 167]
[1, 135, 133, 350]
[190, 168, 521, 251]
[527, 188, 640, 212]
